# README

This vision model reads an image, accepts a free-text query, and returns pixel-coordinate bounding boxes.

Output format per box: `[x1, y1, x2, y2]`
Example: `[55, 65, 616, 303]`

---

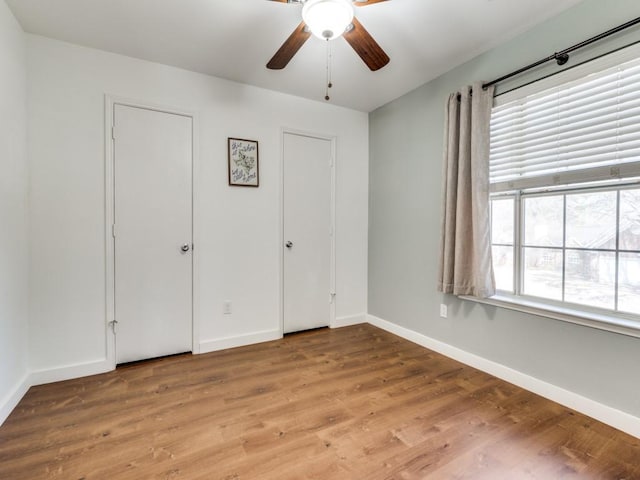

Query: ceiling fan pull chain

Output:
[325, 39, 333, 101]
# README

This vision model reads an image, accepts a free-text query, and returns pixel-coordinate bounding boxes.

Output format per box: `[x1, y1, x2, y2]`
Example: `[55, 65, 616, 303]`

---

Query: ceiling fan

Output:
[266, 0, 390, 71]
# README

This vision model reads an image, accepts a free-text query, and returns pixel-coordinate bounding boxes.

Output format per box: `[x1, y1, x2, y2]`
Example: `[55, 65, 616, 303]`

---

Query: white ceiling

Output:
[7, 0, 585, 112]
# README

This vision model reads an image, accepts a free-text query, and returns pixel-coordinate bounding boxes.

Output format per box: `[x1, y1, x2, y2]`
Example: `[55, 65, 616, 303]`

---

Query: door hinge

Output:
[111, 126, 116, 140]
[108, 319, 118, 334]
[112, 224, 116, 238]
[330, 292, 336, 304]
[329, 156, 334, 167]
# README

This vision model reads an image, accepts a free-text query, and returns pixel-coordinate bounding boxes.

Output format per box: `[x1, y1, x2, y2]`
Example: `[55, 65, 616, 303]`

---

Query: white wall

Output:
[26, 35, 368, 375]
[0, 0, 29, 422]
[369, 0, 640, 420]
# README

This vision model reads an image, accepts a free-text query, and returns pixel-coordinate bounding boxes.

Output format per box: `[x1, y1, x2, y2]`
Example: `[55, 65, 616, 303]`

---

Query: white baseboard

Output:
[332, 313, 366, 328]
[0, 372, 31, 426]
[1, 359, 114, 427]
[2, 329, 283, 427]
[29, 358, 113, 387]
[199, 329, 282, 354]
[8, 317, 637, 439]
[367, 314, 640, 439]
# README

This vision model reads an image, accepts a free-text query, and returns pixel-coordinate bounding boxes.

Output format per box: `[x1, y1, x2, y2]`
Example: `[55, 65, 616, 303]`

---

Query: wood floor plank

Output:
[0, 324, 638, 479]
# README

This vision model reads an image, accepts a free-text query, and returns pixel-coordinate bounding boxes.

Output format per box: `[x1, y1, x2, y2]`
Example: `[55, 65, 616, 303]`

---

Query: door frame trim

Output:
[104, 95, 200, 368]
[279, 128, 337, 335]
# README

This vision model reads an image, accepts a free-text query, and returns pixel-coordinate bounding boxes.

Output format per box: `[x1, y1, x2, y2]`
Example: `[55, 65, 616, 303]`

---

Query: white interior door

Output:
[114, 104, 193, 364]
[283, 132, 333, 334]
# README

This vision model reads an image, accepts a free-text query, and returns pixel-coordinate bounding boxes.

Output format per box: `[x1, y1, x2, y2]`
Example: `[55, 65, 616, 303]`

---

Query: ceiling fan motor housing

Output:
[302, 0, 355, 40]
[266, 0, 390, 72]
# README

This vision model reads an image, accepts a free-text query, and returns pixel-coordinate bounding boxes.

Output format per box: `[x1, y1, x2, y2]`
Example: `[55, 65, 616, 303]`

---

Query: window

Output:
[491, 187, 640, 315]
[488, 45, 640, 326]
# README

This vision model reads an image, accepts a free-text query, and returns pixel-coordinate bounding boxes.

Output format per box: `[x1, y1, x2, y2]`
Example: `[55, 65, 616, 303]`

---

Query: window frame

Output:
[464, 292, 640, 339]
[486, 181, 640, 338]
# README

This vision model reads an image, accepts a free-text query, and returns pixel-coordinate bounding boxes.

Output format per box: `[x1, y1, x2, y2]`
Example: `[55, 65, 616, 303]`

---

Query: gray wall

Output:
[369, 0, 640, 417]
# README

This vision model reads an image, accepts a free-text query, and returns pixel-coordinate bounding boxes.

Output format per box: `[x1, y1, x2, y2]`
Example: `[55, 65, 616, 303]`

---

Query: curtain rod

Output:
[494, 38, 640, 98]
[482, 15, 640, 90]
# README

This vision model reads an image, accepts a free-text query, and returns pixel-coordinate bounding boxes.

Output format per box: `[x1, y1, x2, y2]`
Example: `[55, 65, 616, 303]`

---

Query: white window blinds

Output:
[490, 53, 640, 192]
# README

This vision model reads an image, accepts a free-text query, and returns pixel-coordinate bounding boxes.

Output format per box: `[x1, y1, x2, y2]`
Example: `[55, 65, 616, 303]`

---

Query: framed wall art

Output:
[228, 137, 259, 187]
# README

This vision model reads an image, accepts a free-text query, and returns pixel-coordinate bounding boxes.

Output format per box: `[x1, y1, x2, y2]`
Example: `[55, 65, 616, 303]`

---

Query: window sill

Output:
[459, 294, 640, 339]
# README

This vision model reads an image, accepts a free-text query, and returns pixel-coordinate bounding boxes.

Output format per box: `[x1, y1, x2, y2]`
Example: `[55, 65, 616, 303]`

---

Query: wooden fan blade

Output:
[343, 17, 389, 71]
[267, 22, 311, 70]
[353, 0, 389, 6]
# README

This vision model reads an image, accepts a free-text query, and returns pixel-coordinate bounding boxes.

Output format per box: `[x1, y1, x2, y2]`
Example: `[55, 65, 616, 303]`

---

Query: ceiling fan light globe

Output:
[302, 0, 354, 41]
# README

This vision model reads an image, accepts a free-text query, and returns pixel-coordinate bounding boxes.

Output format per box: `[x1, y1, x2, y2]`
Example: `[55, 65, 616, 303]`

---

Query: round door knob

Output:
[181, 244, 190, 253]
[285, 241, 293, 249]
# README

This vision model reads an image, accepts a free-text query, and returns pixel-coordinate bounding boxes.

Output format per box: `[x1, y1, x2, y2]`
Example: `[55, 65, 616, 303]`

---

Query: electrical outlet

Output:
[223, 301, 232, 315]
[439, 304, 448, 318]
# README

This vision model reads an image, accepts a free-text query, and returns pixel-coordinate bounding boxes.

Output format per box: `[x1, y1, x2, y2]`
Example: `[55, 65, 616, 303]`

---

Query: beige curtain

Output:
[437, 82, 496, 298]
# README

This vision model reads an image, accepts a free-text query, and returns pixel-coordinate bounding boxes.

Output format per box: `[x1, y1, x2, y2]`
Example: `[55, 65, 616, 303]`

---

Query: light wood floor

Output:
[1, 324, 638, 479]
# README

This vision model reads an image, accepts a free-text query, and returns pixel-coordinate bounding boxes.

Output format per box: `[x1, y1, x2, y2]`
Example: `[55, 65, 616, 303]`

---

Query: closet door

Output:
[283, 132, 332, 333]
[113, 104, 193, 363]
